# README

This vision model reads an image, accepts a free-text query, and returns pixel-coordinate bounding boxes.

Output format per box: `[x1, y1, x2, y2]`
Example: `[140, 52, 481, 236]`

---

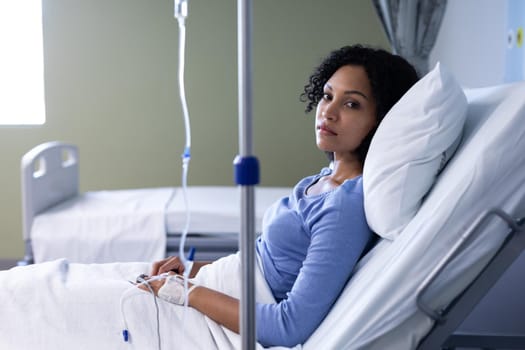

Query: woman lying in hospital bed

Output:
[138, 44, 419, 348]
[4, 41, 517, 349]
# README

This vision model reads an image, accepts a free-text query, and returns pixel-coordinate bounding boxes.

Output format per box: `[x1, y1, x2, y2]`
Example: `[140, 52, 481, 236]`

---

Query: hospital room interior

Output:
[1, 0, 525, 349]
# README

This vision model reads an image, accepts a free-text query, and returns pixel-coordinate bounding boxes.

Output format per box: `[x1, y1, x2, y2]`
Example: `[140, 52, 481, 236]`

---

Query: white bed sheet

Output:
[31, 187, 172, 264]
[31, 186, 291, 263]
[165, 186, 291, 234]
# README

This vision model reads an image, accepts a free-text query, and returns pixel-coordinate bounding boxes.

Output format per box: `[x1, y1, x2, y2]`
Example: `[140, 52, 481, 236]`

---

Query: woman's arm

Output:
[147, 254, 239, 333]
[189, 286, 239, 333]
[138, 277, 240, 334]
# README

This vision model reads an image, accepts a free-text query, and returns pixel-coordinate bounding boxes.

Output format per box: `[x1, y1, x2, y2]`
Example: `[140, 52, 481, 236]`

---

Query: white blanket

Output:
[0, 254, 296, 350]
[31, 187, 172, 263]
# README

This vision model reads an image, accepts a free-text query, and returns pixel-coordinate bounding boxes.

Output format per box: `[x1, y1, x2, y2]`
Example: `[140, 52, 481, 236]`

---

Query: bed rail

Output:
[416, 208, 525, 349]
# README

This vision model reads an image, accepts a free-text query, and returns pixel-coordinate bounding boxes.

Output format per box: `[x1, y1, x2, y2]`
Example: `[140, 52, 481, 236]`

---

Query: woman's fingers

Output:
[151, 256, 183, 275]
[160, 257, 184, 275]
[150, 257, 170, 275]
[151, 256, 185, 276]
[137, 278, 164, 296]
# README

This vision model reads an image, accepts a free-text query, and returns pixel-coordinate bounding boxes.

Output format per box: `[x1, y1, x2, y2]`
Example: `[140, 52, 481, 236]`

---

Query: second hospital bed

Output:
[2, 64, 525, 349]
[20, 143, 291, 263]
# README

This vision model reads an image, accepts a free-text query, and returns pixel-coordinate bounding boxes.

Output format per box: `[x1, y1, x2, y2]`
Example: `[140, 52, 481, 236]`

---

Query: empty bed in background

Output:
[20, 142, 291, 263]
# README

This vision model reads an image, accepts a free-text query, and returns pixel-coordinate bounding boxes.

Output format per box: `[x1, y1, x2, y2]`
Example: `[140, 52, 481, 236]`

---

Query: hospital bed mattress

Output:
[21, 144, 290, 263]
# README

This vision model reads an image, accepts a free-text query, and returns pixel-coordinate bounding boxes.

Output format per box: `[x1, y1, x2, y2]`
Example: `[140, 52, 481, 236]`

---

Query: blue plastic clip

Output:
[182, 146, 191, 159]
[122, 329, 129, 342]
[233, 155, 260, 185]
[188, 246, 196, 261]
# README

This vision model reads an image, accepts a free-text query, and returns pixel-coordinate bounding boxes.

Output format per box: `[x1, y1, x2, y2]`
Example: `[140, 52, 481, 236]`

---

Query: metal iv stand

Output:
[234, 0, 258, 349]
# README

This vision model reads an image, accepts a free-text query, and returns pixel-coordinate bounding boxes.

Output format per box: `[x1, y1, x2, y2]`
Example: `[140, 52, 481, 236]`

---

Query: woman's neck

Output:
[306, 158, 363, 196]
[329, 158, 363, 183]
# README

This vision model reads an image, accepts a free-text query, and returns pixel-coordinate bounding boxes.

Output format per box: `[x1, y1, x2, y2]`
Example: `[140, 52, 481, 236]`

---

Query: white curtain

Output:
[372, 0, 447, 76]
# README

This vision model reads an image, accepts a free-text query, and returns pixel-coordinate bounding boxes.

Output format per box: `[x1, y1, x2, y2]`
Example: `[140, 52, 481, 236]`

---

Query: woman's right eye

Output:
[322, 93, 332, 101]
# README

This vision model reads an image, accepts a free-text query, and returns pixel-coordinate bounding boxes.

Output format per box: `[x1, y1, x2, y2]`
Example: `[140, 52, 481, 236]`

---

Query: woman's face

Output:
[315, 64, 377, 161]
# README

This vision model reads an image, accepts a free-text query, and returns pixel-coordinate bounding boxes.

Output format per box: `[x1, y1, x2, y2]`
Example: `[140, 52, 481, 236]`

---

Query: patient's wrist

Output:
[157, 275, 198, 305]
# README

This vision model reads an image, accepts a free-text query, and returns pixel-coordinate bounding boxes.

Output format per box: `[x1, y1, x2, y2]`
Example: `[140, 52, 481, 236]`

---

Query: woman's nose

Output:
[322, 103, 337, 120]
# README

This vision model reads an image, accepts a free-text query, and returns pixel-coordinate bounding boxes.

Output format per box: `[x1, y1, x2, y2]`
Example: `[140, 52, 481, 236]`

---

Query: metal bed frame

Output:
[416, 209, 525, 349]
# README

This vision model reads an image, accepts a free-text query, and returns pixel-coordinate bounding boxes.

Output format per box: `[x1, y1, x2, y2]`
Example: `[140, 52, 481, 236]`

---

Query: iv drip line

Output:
[173, 0, 195, 334]
[174, 0, 192, 277]
[120, 1, 194, 347]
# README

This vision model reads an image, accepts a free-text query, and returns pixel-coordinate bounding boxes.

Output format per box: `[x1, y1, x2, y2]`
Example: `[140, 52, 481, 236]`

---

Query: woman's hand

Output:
[137, 275, 166, 296]
[136, 270, 241, 333]
[137, 273, 196, 305]
[150, 256, 186, 276]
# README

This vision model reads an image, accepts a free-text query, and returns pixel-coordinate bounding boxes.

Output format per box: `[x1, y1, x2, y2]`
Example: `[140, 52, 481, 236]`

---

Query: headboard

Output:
[21, 142, 79, 249]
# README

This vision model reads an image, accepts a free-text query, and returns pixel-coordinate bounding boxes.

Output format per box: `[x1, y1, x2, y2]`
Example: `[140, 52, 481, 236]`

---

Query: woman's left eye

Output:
[345, 101, 359, 109]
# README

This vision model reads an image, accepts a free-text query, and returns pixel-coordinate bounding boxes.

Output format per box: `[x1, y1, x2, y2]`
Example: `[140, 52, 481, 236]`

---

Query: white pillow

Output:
[363, 62, 467, 240]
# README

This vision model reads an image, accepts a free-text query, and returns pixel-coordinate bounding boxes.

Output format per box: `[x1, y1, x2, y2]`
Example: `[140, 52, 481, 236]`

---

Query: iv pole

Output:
[234, 0, 258, 349]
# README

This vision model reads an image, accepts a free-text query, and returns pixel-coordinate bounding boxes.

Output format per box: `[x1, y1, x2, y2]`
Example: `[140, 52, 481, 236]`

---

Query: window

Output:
[0, 0, 45, 125]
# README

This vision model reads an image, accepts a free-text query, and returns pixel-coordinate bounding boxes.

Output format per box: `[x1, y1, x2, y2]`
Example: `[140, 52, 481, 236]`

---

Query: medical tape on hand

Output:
[157, 274, 198, 305]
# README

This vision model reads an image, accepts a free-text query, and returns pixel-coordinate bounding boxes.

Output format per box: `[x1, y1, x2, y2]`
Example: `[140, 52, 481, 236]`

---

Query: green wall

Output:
[0, 0, 388, 259]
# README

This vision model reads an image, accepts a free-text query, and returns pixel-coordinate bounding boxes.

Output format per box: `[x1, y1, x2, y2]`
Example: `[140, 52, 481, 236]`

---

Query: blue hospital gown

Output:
[255, 168, 373, 347]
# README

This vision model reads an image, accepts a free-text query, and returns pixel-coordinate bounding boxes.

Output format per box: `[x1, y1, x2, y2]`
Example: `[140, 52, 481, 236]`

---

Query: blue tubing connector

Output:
[182, 146, 191, 160]
[188, 246, 196, 261]
[233, 155, 259, 185]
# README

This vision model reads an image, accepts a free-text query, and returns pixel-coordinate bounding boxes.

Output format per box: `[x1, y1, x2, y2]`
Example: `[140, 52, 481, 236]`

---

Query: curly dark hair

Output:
[300, 44, 419, 162]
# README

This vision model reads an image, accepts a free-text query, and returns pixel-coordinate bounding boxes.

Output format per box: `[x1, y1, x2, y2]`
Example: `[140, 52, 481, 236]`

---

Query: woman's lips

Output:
[317, 124, 337, 135]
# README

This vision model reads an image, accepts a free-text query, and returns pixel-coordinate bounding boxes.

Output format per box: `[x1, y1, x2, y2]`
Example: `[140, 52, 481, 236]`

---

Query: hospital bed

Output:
[302, 69, 525, 349]
[3, 69, 524, 349]
[20, 142, 291, 264]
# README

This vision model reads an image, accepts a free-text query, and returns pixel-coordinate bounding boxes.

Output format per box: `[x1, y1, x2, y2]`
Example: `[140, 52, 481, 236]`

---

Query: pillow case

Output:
[363, 62, 467, 240]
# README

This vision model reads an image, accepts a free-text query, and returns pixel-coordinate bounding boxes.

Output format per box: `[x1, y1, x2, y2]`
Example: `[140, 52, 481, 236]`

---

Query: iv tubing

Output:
[175, 1, 191, 155]
[121, 274, 168, 349]
[121, 3, 193, 347]
[174, 0, 191, 274]
[174, 1, 193, 333]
